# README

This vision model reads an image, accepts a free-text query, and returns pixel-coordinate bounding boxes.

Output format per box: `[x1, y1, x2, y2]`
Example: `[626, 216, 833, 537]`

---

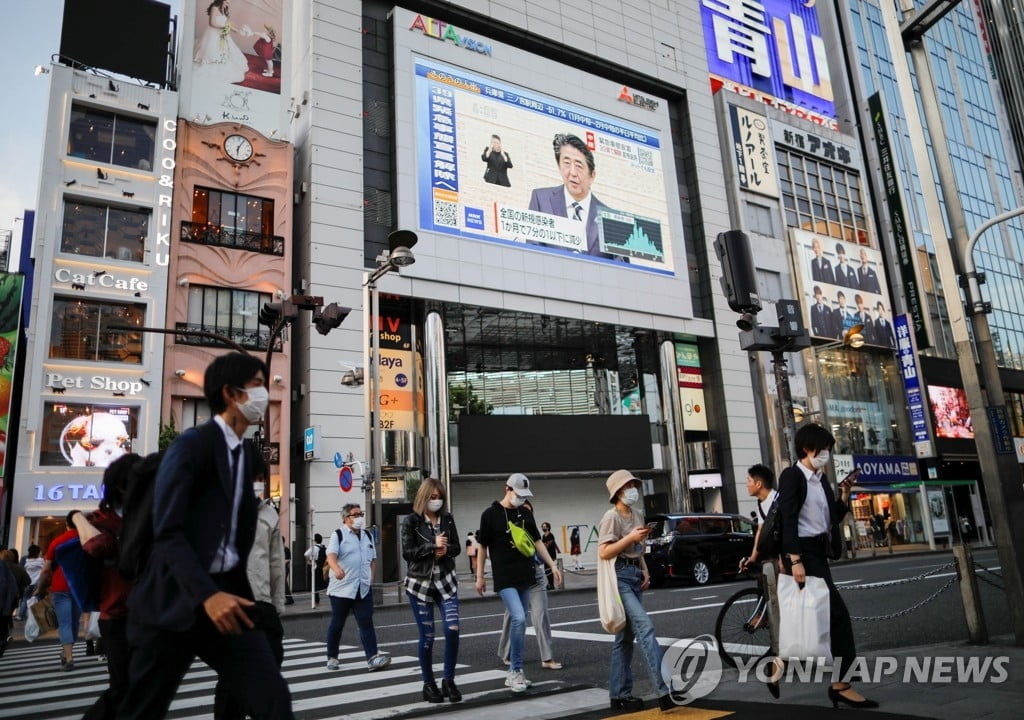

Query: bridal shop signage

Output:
[181, 0, 287, 138]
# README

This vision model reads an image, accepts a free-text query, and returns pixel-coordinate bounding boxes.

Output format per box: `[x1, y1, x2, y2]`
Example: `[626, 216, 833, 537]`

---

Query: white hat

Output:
[606, 469, 639, 502]
[506, 473, 533, 497]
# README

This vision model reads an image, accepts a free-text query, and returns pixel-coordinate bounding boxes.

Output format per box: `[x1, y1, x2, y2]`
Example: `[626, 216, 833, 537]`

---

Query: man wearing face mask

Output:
[117, 353, 294, 720]
[324, 503, 391, 672]
[475, 474, 561, 693]
[778, 423, 876, 709]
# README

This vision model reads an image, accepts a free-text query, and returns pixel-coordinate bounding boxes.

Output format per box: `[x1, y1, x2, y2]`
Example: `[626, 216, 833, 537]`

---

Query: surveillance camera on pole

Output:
[714, 230, 762, 329]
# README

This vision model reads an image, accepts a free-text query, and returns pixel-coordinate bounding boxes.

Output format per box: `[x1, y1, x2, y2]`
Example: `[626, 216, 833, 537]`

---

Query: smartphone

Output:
[645, 521, 660, 531]
[840, 468, 860, 486]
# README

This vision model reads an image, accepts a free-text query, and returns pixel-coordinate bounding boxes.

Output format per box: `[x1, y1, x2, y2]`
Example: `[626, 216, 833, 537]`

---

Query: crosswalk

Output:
[0, 638, 588, 719]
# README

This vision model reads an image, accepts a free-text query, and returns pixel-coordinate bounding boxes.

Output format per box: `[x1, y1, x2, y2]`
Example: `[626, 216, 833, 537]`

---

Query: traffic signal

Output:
[714, 230, 762, 314]
[259, 301, 298, 326]
[313, 302, 351, 335]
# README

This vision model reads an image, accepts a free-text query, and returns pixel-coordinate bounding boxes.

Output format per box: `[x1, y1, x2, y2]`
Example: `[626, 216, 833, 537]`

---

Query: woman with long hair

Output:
[401, 478, 462, 703]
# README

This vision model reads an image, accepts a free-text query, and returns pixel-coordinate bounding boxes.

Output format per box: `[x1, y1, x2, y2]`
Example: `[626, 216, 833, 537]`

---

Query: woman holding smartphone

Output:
[778, 424, 877, 709]
[598, 470, 674, 712]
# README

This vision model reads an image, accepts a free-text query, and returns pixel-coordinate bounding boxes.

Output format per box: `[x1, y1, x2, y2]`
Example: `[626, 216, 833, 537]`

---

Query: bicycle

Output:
[714, 573, 772, 669]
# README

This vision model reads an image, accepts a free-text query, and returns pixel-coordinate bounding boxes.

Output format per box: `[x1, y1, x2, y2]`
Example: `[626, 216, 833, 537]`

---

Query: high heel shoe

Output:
[828, 685, 879, 709]
[766, 658, 783, 699]
[609, 696, 644, 711]
[441, 678, 462, 703]
[422, 682, 444, 703]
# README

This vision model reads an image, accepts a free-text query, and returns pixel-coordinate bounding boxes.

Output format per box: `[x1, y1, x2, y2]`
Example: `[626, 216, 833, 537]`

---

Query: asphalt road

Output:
[282, 547, 1010, 700]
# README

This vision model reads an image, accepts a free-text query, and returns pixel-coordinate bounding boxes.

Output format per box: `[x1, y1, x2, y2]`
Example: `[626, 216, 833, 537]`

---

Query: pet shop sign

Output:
[46, 372, 145, 395]
[54, 267, 149, 293]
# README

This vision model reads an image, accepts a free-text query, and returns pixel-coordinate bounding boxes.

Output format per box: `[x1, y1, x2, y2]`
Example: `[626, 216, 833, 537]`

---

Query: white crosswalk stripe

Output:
[0, 638, 517, 719]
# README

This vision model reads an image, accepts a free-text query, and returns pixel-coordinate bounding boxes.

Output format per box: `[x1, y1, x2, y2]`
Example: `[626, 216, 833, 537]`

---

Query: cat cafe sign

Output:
[53, 267, 149, 293]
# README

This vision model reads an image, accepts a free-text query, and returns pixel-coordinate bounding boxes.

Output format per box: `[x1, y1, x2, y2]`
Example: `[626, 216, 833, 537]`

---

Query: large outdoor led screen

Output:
[413, 58, 676, 275]
[927, 385, 974, 440]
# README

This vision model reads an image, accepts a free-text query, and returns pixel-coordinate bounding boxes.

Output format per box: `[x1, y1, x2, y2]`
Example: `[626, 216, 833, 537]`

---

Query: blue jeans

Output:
[497, 585, 532, 671]
[326, 590, 378, 660]
[52, 591, 82, 647]
[609, 564, 668, 699]
[407, 591, 460, 683]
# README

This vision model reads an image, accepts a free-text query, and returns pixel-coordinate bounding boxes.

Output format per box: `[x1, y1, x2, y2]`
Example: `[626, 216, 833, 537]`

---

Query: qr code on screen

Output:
[433, 199, 458, 227]
[637, 148, 653, 167]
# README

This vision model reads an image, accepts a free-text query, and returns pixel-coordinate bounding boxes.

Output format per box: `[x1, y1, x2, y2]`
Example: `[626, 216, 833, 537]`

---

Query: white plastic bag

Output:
[777, 574, 832, 662]
[24, 598, 40, 643]
[597, 557, 626, 634]
[86, 612, 101, 640]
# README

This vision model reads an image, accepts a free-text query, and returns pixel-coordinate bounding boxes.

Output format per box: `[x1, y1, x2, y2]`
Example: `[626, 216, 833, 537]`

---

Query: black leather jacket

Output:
[401, 512, 460, 580]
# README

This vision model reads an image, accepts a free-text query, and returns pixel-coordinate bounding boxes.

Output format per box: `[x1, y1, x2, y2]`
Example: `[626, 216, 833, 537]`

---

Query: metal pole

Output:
[771, 351, 796, 471]
[905, 29, 1024, 644]
[308, 504, 316, 610]
[660, 340, 689, 512]
[370, 275, 383, 585]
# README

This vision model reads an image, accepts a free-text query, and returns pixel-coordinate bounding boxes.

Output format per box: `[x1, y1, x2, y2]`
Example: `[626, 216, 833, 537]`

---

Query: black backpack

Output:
[117, 451, 164, 580]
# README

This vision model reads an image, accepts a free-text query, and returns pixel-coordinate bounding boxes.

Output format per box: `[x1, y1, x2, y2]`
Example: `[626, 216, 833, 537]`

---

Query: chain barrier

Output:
[849, 576, 957, 621]
[838, 561, 955, 590]
[972, 560, 1003, 580]
[971, 559, 1005, 591]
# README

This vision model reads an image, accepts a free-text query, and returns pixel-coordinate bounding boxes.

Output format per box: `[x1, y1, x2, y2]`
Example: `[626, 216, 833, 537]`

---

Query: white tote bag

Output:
[777, 574, 832, 663]
[597, 557, 626, 634]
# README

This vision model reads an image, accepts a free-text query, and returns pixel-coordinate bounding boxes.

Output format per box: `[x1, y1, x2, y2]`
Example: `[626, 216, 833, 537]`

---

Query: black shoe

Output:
[85, 640, 96, 656]
[441, 678, 462, 703]
[828, 686, 879, 709]
[610, 696, 644, 711]
[658, 693, 679, 711]
[422, 682, 444, 703]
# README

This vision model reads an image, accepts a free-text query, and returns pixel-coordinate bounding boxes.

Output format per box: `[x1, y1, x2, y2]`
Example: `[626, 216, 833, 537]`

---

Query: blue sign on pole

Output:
[303, 427, 315, 461]
[895, 315, 931, 455]
[986, 406, 1015, 455]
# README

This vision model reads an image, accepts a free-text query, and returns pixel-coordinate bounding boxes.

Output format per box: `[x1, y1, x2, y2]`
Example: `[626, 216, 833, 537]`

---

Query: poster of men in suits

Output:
[790, 229, 894, 347]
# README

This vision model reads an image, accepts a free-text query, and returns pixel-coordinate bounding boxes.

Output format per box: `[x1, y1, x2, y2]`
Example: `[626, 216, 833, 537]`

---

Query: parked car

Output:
[644, 513, 755, 586]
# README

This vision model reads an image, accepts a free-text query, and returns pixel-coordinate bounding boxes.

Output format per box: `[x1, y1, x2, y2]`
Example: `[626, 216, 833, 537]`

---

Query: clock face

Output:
[224, 134, 253, 163]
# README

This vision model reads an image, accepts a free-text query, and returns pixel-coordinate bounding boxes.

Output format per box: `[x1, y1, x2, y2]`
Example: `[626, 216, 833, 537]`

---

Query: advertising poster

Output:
[0, 273, 25, 480]
[675, 342, 708, 431]
[927, 488, 950, 535]
[728, 104, 779, 197]
[413, 57, 676, 275]
[789, 228, 894, 346]
[894, 313, 933, 457]
[185, 0, 284, 135]
[376, 298, 424, 435]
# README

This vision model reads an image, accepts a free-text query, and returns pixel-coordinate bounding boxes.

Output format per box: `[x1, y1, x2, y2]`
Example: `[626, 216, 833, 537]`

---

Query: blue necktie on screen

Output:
[571, 201, 583, 221]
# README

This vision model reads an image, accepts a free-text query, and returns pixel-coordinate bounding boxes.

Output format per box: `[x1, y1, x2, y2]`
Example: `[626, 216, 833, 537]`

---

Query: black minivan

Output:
[644, 513, 755, 586]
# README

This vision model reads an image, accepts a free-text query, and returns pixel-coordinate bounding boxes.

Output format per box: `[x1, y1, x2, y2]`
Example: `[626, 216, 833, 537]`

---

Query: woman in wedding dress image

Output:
[193, 0, 251, 85]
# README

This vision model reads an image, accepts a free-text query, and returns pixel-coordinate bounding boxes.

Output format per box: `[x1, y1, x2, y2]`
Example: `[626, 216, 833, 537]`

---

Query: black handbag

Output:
[756, 499, 782, 558]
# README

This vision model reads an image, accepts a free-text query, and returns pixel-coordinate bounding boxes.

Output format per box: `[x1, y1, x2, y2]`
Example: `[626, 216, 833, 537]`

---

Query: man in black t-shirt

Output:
[475, 474, 561, 693]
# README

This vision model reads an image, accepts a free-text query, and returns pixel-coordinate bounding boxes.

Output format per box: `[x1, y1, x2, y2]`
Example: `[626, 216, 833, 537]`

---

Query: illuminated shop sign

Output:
[617, 86, 659, 111]
[54, 267, 149, 293]
[154, 118, 176, 267]
[409, 14, 492, 55]
[46, 372, 146, 396]
[702, 0, 836, 128]
[414, 58, 676, 275]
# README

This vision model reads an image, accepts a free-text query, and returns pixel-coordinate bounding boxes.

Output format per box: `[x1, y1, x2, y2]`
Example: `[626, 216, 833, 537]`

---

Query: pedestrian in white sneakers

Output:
[476, 474, 561, 694]
[324, 504, 390, 673]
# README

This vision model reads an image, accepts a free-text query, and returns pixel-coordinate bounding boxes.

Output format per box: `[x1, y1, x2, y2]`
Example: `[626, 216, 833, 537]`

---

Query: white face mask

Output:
[510, 494, 527, 508]
[810, 449, 831, 470]
[234, 386, 269, 424]
[427, 499, 444, 513]
[621, 487, 640, 506]
[350, 516, 365, 531]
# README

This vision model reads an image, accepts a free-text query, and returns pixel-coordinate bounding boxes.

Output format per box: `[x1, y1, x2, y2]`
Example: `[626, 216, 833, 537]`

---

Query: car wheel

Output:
[691, 560, 710, 585]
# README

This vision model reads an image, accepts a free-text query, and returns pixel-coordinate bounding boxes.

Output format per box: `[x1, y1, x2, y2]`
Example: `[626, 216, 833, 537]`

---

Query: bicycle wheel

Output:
[714, 587, 771, 669]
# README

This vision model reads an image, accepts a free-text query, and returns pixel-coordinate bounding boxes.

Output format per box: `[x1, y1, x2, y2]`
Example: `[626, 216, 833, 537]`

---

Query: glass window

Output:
[39, 403, 138, 467]
[61, 199, 148, 261]
[183, 285, 272, 350]
[777, 148, 870, 244]
[49, 297, 145, 364]
[67, 105, 156, 170]
[701, 518, 730, 535]
[185, 187, 277, 253]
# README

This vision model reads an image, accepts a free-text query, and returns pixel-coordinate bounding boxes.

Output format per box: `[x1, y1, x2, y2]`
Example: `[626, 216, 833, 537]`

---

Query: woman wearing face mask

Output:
[778, 423, 877, 709]
[599, 470, 673, 712]
[475, 473, 561, 694]
[402, 478, 462, 703]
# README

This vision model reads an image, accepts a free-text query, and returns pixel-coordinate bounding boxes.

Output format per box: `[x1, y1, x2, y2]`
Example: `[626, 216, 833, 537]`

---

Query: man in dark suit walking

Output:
[117, 353, 293, 720]
[528, 133, 624, 262]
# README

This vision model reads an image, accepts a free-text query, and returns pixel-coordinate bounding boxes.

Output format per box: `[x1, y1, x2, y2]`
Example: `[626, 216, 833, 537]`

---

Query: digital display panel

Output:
[40, 403, 139, 467]
[927, 385, 974, 440]
[413, 58, 676, 275]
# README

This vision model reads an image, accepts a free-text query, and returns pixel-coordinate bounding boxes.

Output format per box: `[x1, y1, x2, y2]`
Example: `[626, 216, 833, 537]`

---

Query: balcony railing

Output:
[175, 322, 282, 352]
[180, 221, 285, 256]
